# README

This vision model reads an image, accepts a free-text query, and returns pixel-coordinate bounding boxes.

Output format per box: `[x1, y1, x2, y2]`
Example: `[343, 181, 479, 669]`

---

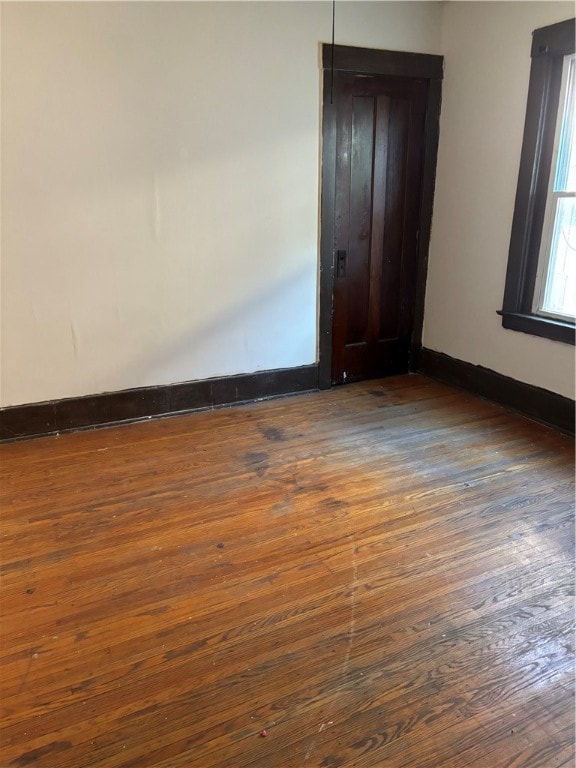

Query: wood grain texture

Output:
[1, 374, 574, 768]
[331, 74, 427, 384]
[318, 46, 443, 389]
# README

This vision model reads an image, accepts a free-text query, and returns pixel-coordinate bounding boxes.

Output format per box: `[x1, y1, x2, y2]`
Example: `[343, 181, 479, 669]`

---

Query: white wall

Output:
[1, 1, 443, 407]
[424, 1, 575, 399]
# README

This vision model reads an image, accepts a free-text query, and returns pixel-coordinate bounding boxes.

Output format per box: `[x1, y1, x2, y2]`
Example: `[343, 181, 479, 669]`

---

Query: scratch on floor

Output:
[18, 649, 37, 694]
[438, 553, 452, 590]
[303, 538, 357, 767]
[341, 534, 358, 683]
[303, 742, 315, 763]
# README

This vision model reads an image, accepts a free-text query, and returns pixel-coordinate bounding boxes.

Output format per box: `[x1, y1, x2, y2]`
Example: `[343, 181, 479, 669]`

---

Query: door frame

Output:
[318, 44, 444, 389]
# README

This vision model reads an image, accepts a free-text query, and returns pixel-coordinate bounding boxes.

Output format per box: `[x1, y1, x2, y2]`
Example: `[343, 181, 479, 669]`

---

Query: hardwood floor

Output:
[1, 374, 574, 768]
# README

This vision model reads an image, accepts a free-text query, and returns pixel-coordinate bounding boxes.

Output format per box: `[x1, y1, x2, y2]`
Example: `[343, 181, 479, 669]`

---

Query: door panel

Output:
[331, 72, 427, 384]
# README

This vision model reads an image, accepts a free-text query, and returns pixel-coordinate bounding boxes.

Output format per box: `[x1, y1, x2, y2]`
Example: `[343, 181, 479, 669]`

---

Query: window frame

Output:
[499, 17, 575, 346]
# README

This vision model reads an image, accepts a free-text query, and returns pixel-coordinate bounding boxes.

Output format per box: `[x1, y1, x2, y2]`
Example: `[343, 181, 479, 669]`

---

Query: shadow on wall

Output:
[2, 3, 321, 405]
[88, 264, 317, 395]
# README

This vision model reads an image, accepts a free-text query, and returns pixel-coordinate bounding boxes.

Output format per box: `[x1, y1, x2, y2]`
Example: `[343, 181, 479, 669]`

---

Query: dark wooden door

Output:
[331, 72, 428, 384]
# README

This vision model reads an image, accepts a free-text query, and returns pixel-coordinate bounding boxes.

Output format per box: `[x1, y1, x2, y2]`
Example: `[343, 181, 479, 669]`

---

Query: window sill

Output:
[498, 310, 575, 345]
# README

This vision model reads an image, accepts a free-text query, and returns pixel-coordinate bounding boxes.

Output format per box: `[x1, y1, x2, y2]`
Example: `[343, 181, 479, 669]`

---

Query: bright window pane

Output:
[554, 55, 575, 193]
[541, 196, 576, 317]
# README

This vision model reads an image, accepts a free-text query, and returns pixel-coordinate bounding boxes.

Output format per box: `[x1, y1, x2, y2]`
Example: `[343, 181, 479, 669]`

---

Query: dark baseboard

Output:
[4, 351, 572, 440]
[0, 364, 319, 442]
[413, 347, 575, 435]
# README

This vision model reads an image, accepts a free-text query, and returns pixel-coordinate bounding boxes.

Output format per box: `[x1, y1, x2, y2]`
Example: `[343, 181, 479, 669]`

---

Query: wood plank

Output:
[0, 374, 573, 768]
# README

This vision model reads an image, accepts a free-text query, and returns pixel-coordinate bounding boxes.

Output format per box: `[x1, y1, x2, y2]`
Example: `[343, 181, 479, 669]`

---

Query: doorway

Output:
[318, 45, 443, 388]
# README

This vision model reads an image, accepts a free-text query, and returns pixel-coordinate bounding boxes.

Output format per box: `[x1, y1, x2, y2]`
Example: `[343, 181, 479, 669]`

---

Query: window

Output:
[500, 18, 575, 345]
[533, 53, 575, 322]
